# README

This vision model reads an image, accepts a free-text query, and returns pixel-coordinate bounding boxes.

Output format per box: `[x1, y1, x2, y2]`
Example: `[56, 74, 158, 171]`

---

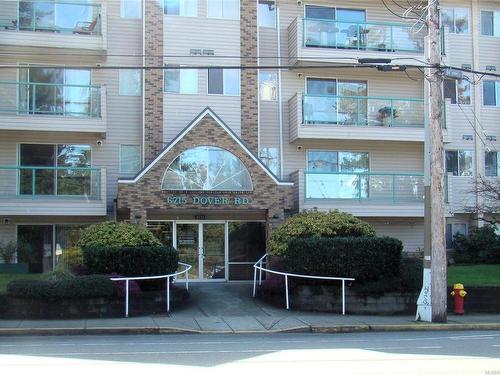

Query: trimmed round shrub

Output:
[83, 245, 179, 277]
[284, 236, 402, 284]
[78, 221, 162, 248]
[268, 210, 376, 256]
[7, 275, 118, 301]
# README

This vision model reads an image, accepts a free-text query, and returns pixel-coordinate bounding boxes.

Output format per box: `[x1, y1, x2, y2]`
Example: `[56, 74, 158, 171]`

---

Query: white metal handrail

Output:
[252, 254, 355, 315]
[110, 262, 192, 317]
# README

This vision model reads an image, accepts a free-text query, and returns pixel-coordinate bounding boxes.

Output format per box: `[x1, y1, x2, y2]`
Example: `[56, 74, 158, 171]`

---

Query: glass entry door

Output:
[175, 222, 226, 281]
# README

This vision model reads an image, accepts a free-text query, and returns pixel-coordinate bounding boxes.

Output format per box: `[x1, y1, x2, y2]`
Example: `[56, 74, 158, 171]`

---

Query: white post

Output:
[125, 279, 129, 318]
[258, 260, 263, 286]
[285, 274, 289, 309]
[253, 265, 257, 297]
[185, 269, 189, 291]
[342, 279, 346, 315]
[166, 276, 170, 313]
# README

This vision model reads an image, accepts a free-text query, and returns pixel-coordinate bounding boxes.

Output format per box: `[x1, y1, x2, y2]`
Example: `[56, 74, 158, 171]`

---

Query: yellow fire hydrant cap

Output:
[453, 283, 465, 290]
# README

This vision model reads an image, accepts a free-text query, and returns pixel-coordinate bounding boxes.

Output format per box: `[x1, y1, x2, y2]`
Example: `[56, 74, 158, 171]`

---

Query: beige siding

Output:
[365, 217, 425, 252]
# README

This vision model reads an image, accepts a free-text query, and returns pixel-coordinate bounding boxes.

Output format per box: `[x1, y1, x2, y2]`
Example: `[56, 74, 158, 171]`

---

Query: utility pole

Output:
[427, 0, 447, 322]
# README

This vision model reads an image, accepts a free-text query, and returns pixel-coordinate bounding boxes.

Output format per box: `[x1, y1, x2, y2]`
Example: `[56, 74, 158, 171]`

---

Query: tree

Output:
[465, 177, 500, 225]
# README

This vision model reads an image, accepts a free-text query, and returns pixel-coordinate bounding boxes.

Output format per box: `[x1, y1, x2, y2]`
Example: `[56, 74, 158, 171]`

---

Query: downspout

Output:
[277, 5, 284, 179]
[257, 0, 261, 154]
[141, 0, 146, 166]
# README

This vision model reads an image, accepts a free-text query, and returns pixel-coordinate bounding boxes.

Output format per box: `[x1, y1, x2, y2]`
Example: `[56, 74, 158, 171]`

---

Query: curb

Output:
[1, 323, 499, 336]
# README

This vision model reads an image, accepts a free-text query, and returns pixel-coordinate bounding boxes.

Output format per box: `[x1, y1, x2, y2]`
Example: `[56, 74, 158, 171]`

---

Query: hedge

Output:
[284, 236, 403, 284]
[78, 221, 162, 248]
[83, 245, 179, 277]
[453, 225, 500, 264]
[7, 275, 118, 301]
[268, 210, 376, 256]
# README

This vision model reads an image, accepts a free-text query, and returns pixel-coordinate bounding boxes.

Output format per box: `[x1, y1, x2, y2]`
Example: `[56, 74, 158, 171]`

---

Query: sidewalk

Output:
[1, 283, 499, 335]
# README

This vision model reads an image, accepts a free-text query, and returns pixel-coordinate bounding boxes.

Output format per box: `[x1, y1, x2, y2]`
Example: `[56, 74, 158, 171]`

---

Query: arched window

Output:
[161, 146, 253, 191]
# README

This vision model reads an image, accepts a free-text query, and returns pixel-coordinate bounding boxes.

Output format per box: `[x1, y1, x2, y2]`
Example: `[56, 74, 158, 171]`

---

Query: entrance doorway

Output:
[175, 222, 226, 281]
[17, 225, 54, 273]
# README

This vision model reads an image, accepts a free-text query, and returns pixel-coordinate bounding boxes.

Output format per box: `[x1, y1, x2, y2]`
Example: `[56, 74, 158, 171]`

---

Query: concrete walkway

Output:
[1, 283, 500, 335]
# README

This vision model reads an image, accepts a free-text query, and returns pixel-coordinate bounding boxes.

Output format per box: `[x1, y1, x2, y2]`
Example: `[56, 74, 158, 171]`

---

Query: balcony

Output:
[0, 1, 107, 55]
[289, 93, 425, 142]
[0, 166, 106, 216]
[288, 17, 425, 65]
[291, 170, 424, 217]
[0, 81, 107, 134]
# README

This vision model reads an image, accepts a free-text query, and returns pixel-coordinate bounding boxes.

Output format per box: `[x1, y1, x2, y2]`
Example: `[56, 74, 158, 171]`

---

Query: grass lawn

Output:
[448, 264, 500, 287]
[0, 273, 42, 293]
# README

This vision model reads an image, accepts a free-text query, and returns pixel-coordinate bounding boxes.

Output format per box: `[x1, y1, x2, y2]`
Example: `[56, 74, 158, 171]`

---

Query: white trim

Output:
[118, 108, 293, 186]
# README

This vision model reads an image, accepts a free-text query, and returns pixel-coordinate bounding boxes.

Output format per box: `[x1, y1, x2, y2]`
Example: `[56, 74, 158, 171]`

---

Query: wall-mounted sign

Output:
[166, 195, 251, 206]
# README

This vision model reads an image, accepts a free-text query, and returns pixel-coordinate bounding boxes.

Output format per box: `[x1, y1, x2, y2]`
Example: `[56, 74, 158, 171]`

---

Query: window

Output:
[120, 145, 141, 174]
[485, 151, 500, 176]
[446, 223, 467, 249]
[161, 146, 253, 191]
[441, 8, 469, 34]
[207, 0, 239, 19]
[164, 0, 197, 16]
[208, 68, 240, 95]
[481, 10, 500, 36]
[259, 71, 277, 100]
[164, 67, 198, 94]
[121, 0, 141, 18]
[19, 144, 92, 196]
[445, 150, 473, 176]
[444, 78, 471, 105]
[119, 69, 141, 96]
[483, 80, 500, 106]
[258, 0, 275, 27]
[259, 147, 278, 175]
[305, 5, 334, 20]
[306, 150, 369, 199]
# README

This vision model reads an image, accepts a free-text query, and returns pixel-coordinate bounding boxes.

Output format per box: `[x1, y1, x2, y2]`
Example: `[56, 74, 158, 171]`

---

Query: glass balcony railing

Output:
[0, 1, 101, 35]
[303, 18, 425, 53]
[0, 81, 101, 117]
[0, 166, 101, 200]
[302, 94, 424, 127]
[305, 171, 424, 203]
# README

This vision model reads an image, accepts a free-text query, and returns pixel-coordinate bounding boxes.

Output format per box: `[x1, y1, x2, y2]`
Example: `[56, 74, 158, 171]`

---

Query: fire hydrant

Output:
[450, 283, 467, 315]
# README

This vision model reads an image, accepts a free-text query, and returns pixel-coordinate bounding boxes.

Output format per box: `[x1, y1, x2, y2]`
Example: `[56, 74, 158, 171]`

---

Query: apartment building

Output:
[0, 0, 497, 280]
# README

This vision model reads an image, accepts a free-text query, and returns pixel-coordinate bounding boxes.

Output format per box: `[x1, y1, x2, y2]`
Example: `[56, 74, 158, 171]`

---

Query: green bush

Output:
[0, 241, 17, 264]
[83, 245, 179, 277]
[78, 221, 162, 248]
[7, 275, 118, 301]
[453, 225, 500, 264]
[284, 236, 402, 284]
[268, 210, 376, 256]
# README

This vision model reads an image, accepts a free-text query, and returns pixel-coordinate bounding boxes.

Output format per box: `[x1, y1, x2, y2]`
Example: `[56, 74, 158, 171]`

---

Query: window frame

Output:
[120, 0, 142, 19]
[258, 0, 276, 28]
[207, 68, 241, 96]
[119, 69, 142, 96]
[446, 222, 468, 249]
[485, 150, 500, 177]
[306, 149, 371, 173]
[480, 10, 500, 37]
[259, 70, 278, 101]
[444, 78, 471, 105]
[259, 147, 279, 175]
[445, 150, 474, 177]
[440, 7, 470, 34]
[163, 0, 198, 17]
[119, 144, 142, 175]
[303, 5, 367, 21]
[163, 66, 199, 95]
[483, 80, 500, 106]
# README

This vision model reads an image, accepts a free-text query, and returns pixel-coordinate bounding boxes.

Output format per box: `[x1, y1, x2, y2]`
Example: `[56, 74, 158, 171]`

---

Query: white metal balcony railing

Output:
[0, 1, 102, 35]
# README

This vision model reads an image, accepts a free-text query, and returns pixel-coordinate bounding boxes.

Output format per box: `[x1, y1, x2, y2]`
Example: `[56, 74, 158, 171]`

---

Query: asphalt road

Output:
[0, 331, 499, 374]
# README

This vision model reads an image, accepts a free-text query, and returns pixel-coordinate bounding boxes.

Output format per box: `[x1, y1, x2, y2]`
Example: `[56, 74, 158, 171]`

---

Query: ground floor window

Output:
[147, 220, 266, 281]
[446, 223, 467, 249]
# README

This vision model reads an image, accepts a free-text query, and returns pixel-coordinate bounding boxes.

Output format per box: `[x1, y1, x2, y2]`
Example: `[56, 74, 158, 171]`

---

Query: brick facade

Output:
[144, 0, 164, 164]
[118, 111, 293, 237]
[240, 0, 259, 154]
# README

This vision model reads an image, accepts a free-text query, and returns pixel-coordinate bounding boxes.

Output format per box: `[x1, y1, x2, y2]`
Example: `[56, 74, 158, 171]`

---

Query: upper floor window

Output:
[164, 67, 198, 94]
[259, 147, 279, 175]
[485, 151, 500, 176]
[444, 78, 471, 105]
[481, 10, 500, 36]
[307, 150, 369, 173]
[119, 69, 141, 96]
[120, 145, 142, 174]
[441, 8, 469, 34]
[121, 0, 141, 19]
[208, 68, 240, 95]
[207, 0, 239, 19]
[483, 80, 500, 106]
[259, 71, 277, 100]
[161, 146, 253, 191]
[258, 0, 275, 27]
[164, 0, 197, 16]
[18, 67, 96, 117]
[445, 150, 473, 176]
